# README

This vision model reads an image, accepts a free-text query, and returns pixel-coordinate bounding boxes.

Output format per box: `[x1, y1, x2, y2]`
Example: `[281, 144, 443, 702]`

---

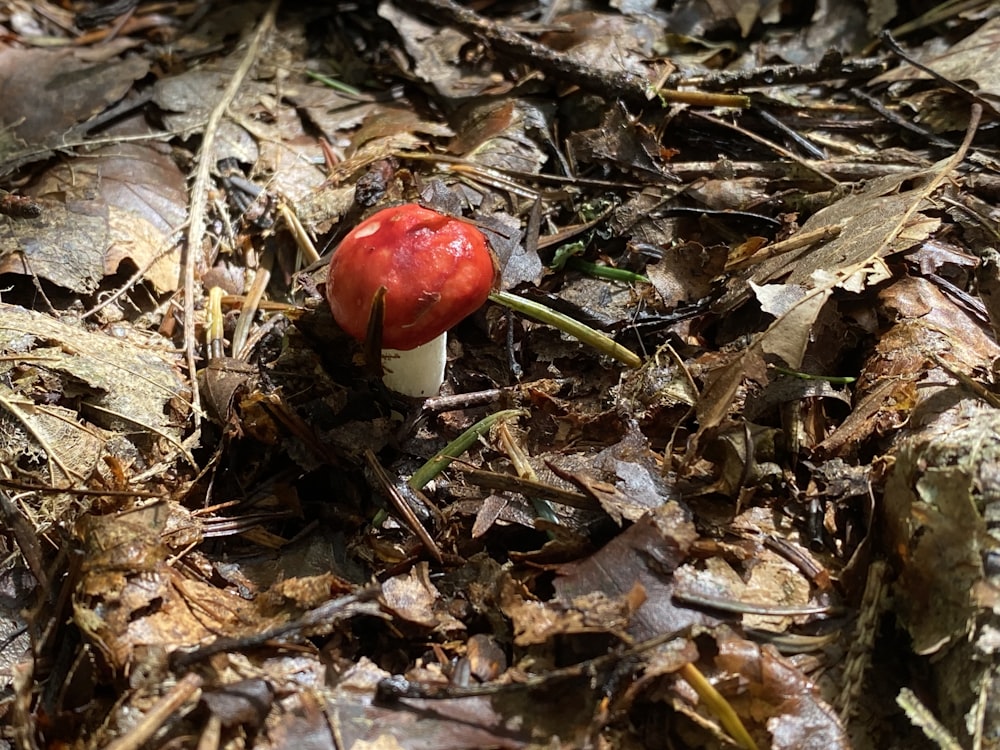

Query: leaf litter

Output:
[1, 1, 1000, 749]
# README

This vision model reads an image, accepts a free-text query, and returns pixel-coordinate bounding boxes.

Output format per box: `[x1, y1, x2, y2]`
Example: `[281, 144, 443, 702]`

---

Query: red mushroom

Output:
[326, 203, 497, 397]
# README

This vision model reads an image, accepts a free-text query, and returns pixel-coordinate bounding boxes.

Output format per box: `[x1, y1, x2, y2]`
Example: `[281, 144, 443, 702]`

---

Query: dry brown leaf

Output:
[874, 17, 1000, 109]
[752, 170, 939, 289]
[540, 10, 664, 68]
[567, 103, 675, 183]
[0, 47, 149, 155]
[757, 285, 833, 367]
[698, 154, 962, 439]
[661, 0, 765, 38]
[381, 563, 465, 632]
[326, 657, 586, 749]
[0, 304, 189, 514]
[819, 275, 1000, 456]
[553, 501, 711, 640]
[647, 242, 729, 308]
[153, 60, 271, 164]
[379, 2, 510, 99]
[2, 143, 188, 293]
[448, 97, 553, 177]
[674, 548, 812, 633]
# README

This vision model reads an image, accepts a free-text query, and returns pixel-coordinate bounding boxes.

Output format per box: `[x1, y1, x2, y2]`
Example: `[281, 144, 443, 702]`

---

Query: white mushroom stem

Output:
[380, 333, 447, 397]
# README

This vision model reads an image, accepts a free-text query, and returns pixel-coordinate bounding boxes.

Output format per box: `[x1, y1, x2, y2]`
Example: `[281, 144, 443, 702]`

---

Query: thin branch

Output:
[181, 0, 279, 432]
[405, 0, 747, 108]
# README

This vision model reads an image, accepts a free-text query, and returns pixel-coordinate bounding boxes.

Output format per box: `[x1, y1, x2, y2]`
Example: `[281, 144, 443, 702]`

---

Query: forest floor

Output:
[1, 1, 1000, 749]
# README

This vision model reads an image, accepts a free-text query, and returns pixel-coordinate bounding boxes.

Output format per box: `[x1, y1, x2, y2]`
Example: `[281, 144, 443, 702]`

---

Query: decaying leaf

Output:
[646, 242, 728, 308]
[1, 143, 187, 293]
[874, 16, 1000, 113]
[0, 303, 188, 525]
[0, 47, 150, 168]
[5, 3, 1000, 749]
[501, 576, 642, 646]
[884, 400, 1000, 745]
[554, 501, 711, 640]
[73, 505, 240, 672]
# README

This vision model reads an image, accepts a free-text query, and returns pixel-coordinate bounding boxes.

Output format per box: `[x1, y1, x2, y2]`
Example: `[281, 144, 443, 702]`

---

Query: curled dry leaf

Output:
[819, 275, 1000, 457]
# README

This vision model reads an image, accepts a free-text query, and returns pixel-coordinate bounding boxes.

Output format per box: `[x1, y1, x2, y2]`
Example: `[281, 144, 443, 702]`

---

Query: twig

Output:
[725, 224, 842, 272]
[366, 449, 445, 563]
[896, 688, 963, 750]
[405, 0, 747, 108]
[455, 467, 600, 511]
[850, 87, 956, 149]
[496, 421, 559, 524]
[80, 225, 187, 322]
[230, 245, 274, 359]
[671, 589, 845, 618]
[104, 673, 204, 750]
[0, 388, 83, 483]
[688, 110, 841, 187]
[0, 489, 47, 587]
[668, 159, 929, 183]
[755, 107, 827, 159]
[880, 30, 1000, 117]
[408, 408, 527, 491]
[679, 662, 759, 750]
[407, 150, 934, 186]
[679, 52, 887, 90]
[838, 560, 889, 720]
[490, 291, 642, 368]
[181, 0, 279, 431]
[171, 588, 382, 668]
[888, 0, 992, 39]
[378, 627, 683, 701]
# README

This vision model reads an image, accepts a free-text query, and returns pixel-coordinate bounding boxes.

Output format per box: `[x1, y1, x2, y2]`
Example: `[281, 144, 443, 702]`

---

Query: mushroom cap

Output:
[326, 204, 497, 351]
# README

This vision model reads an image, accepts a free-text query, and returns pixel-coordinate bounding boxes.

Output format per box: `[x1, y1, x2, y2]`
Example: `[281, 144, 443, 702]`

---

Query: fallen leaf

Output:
[0, 47, 149, 159]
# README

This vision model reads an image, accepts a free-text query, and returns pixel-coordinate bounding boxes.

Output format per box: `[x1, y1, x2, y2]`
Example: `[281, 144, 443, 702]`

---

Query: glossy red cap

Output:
[326, 204, 497, 350]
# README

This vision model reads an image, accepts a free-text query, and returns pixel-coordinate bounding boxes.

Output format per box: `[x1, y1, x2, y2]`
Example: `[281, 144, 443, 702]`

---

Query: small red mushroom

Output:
[326, 203, 497, 396]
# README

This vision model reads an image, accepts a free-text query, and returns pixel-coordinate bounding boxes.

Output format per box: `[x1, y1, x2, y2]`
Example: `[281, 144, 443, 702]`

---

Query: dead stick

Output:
[725, 225, 842, 272]
[182, 0, 278, 430]
[404, 0, 747, 108]
[104, 673, 203, 750]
